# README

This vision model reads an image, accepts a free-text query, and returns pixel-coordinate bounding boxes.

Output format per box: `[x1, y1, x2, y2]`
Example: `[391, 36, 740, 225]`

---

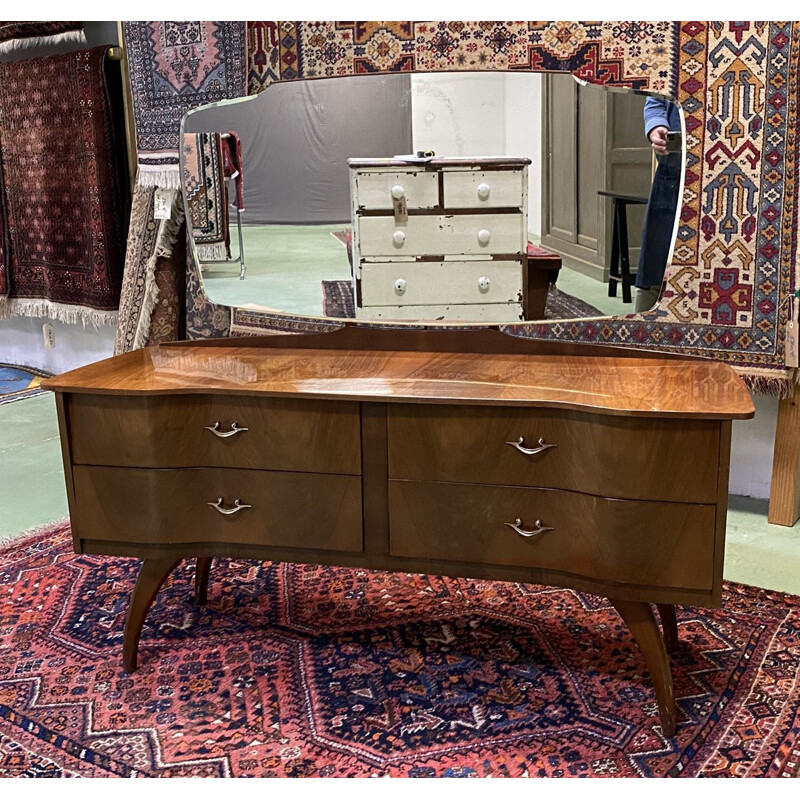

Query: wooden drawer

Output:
[72, 466, 363, 551]
[387, 405, 720, 503]
[359, 260, 523, 306]
[443, 169, 525, 209]
[357, 214, 525, 257]
[68, 394, 361, 474]
[389, 481, 715, 590]
[353, 170, 439, 210]
[354, 302, 524, 322]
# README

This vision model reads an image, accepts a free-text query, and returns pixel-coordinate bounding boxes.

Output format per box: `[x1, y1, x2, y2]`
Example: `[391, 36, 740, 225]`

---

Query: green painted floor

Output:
[3, 392, 800, 596]
[199, 224, 632, 320]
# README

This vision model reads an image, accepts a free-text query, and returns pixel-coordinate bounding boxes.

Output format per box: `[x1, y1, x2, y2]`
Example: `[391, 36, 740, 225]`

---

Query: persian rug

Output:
[0, 22, 84, 56]
[183, 133, 230, 262]
[114, 186, 185, 354]
[321, 279, 356, 318]
[2, 521, 800, 777]
[122, 21, 247, 189]
[320, 279, 602, 322]
[0, 364, 52, 405]
[227, 21, 799, 395]
[0, 47, 125, 326]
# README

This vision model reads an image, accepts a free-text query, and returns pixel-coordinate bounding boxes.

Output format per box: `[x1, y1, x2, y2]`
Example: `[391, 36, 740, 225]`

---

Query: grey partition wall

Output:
[185, 74, 413, 224]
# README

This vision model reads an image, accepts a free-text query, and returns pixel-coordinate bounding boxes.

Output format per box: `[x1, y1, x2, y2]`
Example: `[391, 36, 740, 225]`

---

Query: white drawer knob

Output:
[477, 183, 491, 200]
[391, 184, 405, 200]
[393, 230, 406, 246]
[477, 229, 491, 245]
[394, 278, 407, 295]
[478, 276, 491, 292]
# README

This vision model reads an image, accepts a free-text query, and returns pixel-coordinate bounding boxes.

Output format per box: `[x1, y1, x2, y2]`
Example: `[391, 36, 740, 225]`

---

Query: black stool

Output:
[598, 190, 648, 304]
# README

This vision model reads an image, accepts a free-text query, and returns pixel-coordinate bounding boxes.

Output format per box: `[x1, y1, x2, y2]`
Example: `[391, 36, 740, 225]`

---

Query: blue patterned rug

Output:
[0, 363, 52, 405]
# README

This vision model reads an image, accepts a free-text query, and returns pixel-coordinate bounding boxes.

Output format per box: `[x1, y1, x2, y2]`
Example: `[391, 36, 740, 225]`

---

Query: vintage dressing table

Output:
[44, 327, 754, 737]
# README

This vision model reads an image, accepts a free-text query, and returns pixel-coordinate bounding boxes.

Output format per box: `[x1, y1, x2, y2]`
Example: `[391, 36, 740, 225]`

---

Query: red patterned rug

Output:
[1, 522, 799, 778]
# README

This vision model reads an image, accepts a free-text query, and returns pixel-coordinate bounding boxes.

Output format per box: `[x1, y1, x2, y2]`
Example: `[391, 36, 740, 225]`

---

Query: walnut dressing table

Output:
[43, 328, 754, 737]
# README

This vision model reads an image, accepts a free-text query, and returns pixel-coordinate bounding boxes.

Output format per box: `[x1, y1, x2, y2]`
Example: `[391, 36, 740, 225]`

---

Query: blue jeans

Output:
[635, 152, 681, 289]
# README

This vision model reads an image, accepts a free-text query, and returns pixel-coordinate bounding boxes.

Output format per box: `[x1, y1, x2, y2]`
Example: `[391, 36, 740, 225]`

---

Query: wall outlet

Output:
[42, 322, 56, 349]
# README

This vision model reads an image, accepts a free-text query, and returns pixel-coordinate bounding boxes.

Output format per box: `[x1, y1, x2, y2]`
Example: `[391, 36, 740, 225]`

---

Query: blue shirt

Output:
[643, 97, 681, 138]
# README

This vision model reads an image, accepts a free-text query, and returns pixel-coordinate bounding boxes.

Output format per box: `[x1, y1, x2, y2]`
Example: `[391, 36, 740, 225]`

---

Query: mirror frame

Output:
[182, 21, 797, 393]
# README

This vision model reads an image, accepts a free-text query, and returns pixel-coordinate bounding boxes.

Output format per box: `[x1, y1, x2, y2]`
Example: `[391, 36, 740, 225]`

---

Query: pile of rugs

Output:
[1, 521, 799, 777]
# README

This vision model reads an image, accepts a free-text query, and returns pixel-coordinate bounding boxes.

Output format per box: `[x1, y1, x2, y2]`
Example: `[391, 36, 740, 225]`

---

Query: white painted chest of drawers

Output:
[348, 157, 530, 321]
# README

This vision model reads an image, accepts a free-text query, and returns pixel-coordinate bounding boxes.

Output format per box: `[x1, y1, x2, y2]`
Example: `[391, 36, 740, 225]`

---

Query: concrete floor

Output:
[2, 391, 799, 596]
[200, 223, 628, 320]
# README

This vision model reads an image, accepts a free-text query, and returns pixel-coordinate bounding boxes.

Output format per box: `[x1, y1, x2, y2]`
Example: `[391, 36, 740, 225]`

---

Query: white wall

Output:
[410, 72, 543, 237]
[730, 394, 778, 499]
[0, 317, 115, 374]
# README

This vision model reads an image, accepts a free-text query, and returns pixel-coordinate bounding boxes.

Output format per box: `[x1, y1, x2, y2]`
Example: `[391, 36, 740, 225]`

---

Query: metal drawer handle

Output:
[208, 498, 252, 515]
[204, 421, 249, 438]
[505, 436, 557, 456]
[504, 518, 555, 538]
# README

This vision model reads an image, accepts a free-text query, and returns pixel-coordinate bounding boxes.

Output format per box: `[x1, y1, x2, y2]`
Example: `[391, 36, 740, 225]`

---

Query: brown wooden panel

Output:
[388, 480, 715, 590]
[68, 394, 361, 474]
[387, 405, 720, 503]
[72, 466, 363, 551]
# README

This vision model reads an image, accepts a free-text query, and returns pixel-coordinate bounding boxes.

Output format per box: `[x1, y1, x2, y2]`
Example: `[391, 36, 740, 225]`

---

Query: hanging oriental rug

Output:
[1, 522, 799, 778]
[0, 47, 125, 327]
[122, 21, 247, 190]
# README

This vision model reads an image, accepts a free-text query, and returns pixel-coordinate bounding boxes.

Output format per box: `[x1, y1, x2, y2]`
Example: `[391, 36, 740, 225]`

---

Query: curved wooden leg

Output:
[123, 558, 181, 673]
[610, 598, 677, 737]
[656, 603, 679, 653]
[195, 557, 213, 606]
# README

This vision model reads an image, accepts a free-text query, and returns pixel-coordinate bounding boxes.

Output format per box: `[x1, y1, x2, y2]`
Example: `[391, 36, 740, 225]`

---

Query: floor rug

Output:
[320, 279, 602, 321]
[0, 364, 52, 405]
[1, 522, 800, 777]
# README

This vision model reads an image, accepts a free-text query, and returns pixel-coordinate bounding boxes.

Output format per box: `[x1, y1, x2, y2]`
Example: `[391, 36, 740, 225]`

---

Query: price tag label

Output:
[154, 188, 175, 220]
[787, 321, 799, 367]
[392, 194, 408, 223]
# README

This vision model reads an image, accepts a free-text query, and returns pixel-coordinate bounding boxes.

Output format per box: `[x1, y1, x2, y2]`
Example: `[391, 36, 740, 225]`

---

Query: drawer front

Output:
[353, 170, 439, 210]
[387, 406, 720, 503]
[443, 169, 525, 209]
[73, 466, 363, 551]
[68, 394, 361, 474]
[357, 214, 525, 257]
[389, 481, 715, 590]
[359, 260, 523, 306]
[354, 302, 524, 322]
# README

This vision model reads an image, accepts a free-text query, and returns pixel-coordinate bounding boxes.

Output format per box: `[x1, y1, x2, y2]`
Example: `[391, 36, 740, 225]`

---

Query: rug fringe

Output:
[0, 297, 117, 329]
[130, 190, 186, 351]
[738, 371, 795, 399]
[196, 242, 229, 262]
[0, 517, 70, 549]
[0, 29, 85, 55]
[136, 165, 182, 191]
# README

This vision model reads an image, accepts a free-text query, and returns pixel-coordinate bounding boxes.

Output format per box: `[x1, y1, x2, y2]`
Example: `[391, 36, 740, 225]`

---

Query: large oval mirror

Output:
[181, 71, 684, 325]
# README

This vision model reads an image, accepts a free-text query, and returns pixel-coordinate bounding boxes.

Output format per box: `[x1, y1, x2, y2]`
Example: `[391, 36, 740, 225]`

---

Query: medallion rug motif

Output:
[122, 21, 247, 188]
[1, 523, 799, 777]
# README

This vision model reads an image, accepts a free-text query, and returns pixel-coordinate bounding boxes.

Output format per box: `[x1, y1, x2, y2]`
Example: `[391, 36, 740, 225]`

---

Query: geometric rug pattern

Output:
[0, 364, 52, 405]
[185, 21, 800, 394]
[2, 523, 799, 777]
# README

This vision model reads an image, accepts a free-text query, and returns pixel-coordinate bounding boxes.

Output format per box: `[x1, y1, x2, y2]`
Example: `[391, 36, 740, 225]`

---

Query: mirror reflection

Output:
[182, 72, 683, 324]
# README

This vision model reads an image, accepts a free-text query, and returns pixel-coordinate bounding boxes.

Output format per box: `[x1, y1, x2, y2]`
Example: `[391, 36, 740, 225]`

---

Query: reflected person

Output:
[634, 97, 682, 313]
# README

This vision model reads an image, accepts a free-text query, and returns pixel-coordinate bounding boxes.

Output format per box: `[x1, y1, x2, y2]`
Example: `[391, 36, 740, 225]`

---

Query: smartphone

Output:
[665, 130, 682, 153]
